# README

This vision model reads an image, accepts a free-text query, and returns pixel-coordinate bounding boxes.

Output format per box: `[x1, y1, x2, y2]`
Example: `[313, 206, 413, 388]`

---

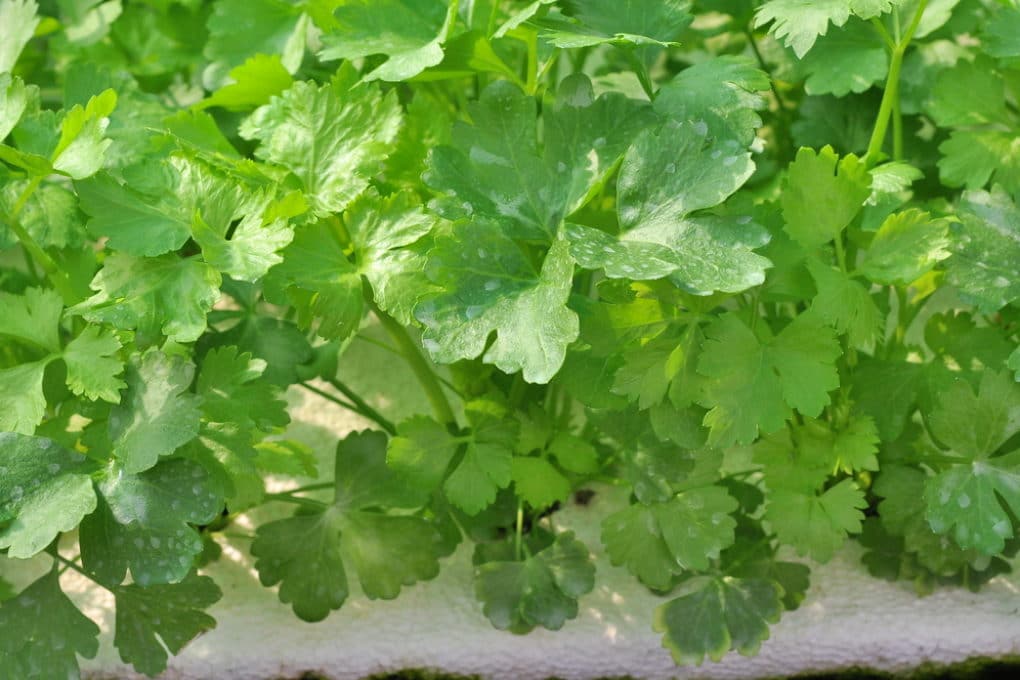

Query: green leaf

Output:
[71, 253, 222, 344]
[511, 456, 572, 509]
[425, 76, 653, 241]
[567, 120, 770, 295]
[63, 326, 125, 403]
[547, 432, 599, 474]
[197, 346, 289, 434]
[0, 0, 40, 74]
[538, 0, 692, 49]
[79, 458, 223, 586]
[654, 56, 769, 145]
[192, 209, 294, 283]
[765, 479, 867, 562]
[205, 0, 307, 73]
[0, 286, 63, 353]
[112, 573, 222, 676]
[755, 0, 906, 57]
[0, 571, 99, 679]
[698, 314, 842, 446]
[945, 188, 1020, 313]
[251, 510, 349, 622]
[654, 575, 782, 665]
[930, 371, 1019, 459]
[199, 54, 293, 112]
[805, 258, 883, 349]
[0, 433, 97, 558]
[339, 511, 442, 599]
[927, 58, 1009, 128]
[475, 532, 594, 633]
[602, 487, 738, 589]
[983, 6, 1020, 60]
[938, 129, 1020, 194]
[859, 208, 952, 285]
[798, 21, 888, 97]
[418, 228, 579, 384]
[75, 172, 193, 257]
[239, 69, 401, 217]
[50, 89, 116, 179]
[0, 361, 49, 435]
[850, 356, 922, 441]
[443, 418, 516, 514]
[781, 145, 871, 249]
[318, 0, 454, 82]
[1009, 347, 1020, 382]
[109, 349, 202, 473]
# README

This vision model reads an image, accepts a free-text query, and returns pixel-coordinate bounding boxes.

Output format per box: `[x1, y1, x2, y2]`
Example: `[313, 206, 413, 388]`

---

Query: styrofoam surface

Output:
[10, 332, 1020, 679]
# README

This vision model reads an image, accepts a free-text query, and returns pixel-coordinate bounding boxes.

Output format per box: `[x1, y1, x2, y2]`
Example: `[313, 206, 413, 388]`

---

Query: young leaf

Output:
[698, 314, 842, 446]
[0, 433, 97, 558]
[805, 258, 882, 349]
[0, 0, 40, 73]
[0, 571, 100, 678]
[781, 145, 871, 249]
[239, 68, 401, 217]
[112, 573, 222, 676]
[858, 209, 952, 285]
[62, 326, 126, 403]
[765, 479, 867, 562]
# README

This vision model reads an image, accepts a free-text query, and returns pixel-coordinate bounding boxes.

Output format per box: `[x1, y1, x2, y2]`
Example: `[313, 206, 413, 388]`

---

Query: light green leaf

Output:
[805, 258, 883, 349]
[318, 0, 454, 82]
[929, 371, 1020, 460]
[945, 188, 1020, 313]
[112, 574, 221, 676]
[345, 188, 436, 326]
[71, 253, 222, 344]
[197, 346, 289, 434]
[765, 479, 867, 562]
[937, 129, 1020, 194]
[0, 433, 97, 558]
[199, 54, 293, 112]
[109, 350, 202, 473]
[192, 210, 294, 283]
[755, 0, 906, 57]
[0, 571, 99, 679]
[0, 74, 29, 142]
[0, 286, 62, 352]
[1009, 347, 1020, 382]
[538, 0, 692, 49]
[782, 145, 871, 249]
[79, 458, 223, 586]
[511, 456, 571, 509]
[239, 69, 401, 216]
[443, 419, 516, 514]
[62, 326, 125, 403]
[0, 361, 49, 435]
[50, 89, 116, 179]
[983, 6, 1020, 60]
[0, 0, 40, 73]
[419, 229, 579, 384]
[859, 208, 951, 285]
[654, 576, 782, 665]
[698, 314, 842, 446]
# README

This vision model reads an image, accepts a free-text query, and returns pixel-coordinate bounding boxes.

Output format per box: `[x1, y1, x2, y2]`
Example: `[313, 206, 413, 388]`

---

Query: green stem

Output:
[300, 381, 363, 413]
[370, 302, 458, 426]
[326, 377, 397, 435]
[870, 18, 896, 50]
[514, 500, 525, 562]
[864, 0, 928, 168]
[264, 493, 328, 509]
[892, 94, 904, 161]
[279, 482, 335, 495]
[525, 29, 539, 94]
[626, 50, 656, 100]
